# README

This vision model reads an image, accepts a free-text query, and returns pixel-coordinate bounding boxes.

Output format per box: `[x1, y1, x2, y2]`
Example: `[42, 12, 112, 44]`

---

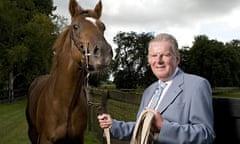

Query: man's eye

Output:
[151, 55, 157, 57]
[164, 53, 171, 57]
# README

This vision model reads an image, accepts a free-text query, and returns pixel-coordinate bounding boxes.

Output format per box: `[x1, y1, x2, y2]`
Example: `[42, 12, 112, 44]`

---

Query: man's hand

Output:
[97, 113, 112, 129]
[145, 107, 163, 133]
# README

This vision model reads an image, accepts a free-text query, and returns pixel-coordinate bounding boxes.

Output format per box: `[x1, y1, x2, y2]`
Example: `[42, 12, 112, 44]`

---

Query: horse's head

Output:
[68, 0, 112, 72]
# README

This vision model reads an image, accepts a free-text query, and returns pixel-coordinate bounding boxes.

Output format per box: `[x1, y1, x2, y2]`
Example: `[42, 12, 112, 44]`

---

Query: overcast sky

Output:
[53, 0, 240, 48]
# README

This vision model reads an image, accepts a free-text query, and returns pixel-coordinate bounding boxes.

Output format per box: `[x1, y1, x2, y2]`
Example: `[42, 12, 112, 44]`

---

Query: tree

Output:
[0, 0, 59, 101]
[225, 40, 240, 86]
[182, 35, 240, 87]
[112, 32, 154, 89]
[0, 0, 34, 100]
[23, 13, 57, 80]
[33, 0, 55, 15]
[179, 46, 191, 73]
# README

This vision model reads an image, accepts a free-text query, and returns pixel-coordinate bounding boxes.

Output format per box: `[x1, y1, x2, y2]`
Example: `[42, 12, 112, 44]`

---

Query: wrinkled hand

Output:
[97, 113, 112, 129]
[145, 107, 163, 133]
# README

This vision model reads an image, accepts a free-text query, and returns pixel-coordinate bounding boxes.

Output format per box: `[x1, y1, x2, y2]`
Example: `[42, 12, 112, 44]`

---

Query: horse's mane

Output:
[50, 26, 71, 74]
[53, 26, 71, 53]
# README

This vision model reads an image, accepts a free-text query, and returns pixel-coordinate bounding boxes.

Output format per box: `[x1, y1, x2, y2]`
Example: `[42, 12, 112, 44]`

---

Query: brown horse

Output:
[26, 0, 112, 143]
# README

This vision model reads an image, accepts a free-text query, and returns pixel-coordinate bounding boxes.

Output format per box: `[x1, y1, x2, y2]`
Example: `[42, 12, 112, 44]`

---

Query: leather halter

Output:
[70, 30, 92, 72]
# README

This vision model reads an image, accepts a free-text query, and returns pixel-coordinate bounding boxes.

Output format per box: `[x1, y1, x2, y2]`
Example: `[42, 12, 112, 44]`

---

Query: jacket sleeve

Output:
[109, 120, 135, 140]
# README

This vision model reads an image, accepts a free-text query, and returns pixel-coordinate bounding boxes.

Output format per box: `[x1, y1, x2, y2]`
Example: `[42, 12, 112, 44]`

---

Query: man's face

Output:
[148, 41, 180, 81]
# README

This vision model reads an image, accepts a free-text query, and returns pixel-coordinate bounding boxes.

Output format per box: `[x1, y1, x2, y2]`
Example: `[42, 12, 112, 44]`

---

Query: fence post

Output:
[101, 90, 109, 113]
[87, 105, 92, 131]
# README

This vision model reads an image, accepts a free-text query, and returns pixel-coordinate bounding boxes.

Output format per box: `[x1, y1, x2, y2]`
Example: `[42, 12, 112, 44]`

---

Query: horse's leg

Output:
[39, 135, 53, 144]
[80, 134, 84, 144]
[74, 134, 84, 144]
[69, 136, 84, 144]
[26, 108, 39, 144]
[27, 126, 39, 144]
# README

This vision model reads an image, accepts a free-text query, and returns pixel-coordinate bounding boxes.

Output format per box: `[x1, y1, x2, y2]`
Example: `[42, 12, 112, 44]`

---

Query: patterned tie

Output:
[149, 82, 166, 109]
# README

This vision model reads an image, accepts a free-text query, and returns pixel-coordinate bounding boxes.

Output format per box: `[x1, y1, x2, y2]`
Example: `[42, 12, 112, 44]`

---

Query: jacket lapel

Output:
[158, 70, 184, 113]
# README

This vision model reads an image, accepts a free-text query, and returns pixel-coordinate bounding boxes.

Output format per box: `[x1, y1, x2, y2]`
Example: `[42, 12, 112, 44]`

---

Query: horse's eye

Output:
[73, 24, 79, 30]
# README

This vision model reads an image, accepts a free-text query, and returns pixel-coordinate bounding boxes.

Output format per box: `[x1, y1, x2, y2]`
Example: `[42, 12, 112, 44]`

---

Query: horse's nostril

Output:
[93, 46, 100, 56]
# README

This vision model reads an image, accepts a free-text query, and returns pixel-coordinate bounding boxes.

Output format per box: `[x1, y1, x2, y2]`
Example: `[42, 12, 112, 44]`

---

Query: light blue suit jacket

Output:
[110, 69, 216, 143]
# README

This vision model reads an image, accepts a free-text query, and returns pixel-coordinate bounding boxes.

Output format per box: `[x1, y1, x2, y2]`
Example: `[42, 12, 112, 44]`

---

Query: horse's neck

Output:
[51, 56, 86, 102]
[49, 34, 86, 104]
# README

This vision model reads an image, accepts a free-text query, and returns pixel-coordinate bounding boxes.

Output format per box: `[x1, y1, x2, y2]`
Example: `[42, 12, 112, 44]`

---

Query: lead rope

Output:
[84, 73, 111, 144]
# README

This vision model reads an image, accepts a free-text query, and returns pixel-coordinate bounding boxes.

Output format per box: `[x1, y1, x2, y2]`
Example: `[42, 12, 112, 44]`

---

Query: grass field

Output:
[0, 99, 100, 144]
[213, 87, 240, 98]
[0, 100, 27, 144]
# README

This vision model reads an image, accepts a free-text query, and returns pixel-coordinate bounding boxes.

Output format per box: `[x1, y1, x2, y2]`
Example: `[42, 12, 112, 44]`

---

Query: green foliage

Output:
[113, 69, 137, 89]
[23, 13, 57, 80]
[112, 31, 155, 89]
[6, 45, 29, 66]
[89, 72, 110, 87]
[32, 0, 56, 15]
[0, 0, 60, 90]
[181, 35, 240, 87]
[0, 0, 33, 85]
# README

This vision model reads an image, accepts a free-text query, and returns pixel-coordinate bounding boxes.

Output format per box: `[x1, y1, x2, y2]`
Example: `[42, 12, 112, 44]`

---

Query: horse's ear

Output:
[94, 0, 102, 19]
[69, 0, 83, 17]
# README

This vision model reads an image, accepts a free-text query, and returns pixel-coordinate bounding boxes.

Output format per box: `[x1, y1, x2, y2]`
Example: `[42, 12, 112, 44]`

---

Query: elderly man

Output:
[98, 33, 215, 144]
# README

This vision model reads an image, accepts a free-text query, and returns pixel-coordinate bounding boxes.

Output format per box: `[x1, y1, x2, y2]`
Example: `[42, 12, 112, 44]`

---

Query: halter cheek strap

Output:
[84, 41, 91, 69]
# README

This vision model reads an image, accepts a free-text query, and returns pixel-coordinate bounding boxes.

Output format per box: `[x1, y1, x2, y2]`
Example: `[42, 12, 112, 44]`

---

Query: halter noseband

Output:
[70, 30, 92, 72]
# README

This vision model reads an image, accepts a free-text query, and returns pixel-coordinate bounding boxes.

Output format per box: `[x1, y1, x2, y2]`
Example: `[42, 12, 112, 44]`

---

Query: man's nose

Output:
[157, 55, 164, 64]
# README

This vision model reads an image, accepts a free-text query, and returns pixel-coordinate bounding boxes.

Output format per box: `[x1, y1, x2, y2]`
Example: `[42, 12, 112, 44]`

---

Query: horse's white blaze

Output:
[85, 17, 97, 26]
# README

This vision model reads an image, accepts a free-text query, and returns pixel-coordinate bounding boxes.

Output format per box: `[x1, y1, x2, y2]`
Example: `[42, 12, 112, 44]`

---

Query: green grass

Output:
[213, 87, 240, 98]
[0, 99, 100, 144]
[108, 99, 138, 121]
[0, 100, 28, 144]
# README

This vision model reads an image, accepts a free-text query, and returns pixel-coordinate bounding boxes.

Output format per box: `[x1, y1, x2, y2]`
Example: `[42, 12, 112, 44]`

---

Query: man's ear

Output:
[176, 55, 180, 65]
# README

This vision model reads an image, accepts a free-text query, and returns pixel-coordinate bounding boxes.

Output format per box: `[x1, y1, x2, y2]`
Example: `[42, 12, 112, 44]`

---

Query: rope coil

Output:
[130, 110, 159, 144]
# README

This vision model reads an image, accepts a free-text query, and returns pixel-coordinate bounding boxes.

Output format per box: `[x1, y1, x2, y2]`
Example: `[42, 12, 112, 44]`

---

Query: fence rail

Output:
[0, 88, 27, 103]
[88, 88, 240, 144]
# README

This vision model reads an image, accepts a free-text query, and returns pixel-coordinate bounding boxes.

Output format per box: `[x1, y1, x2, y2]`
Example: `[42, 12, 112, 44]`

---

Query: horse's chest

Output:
[43, 108, 87, 141]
